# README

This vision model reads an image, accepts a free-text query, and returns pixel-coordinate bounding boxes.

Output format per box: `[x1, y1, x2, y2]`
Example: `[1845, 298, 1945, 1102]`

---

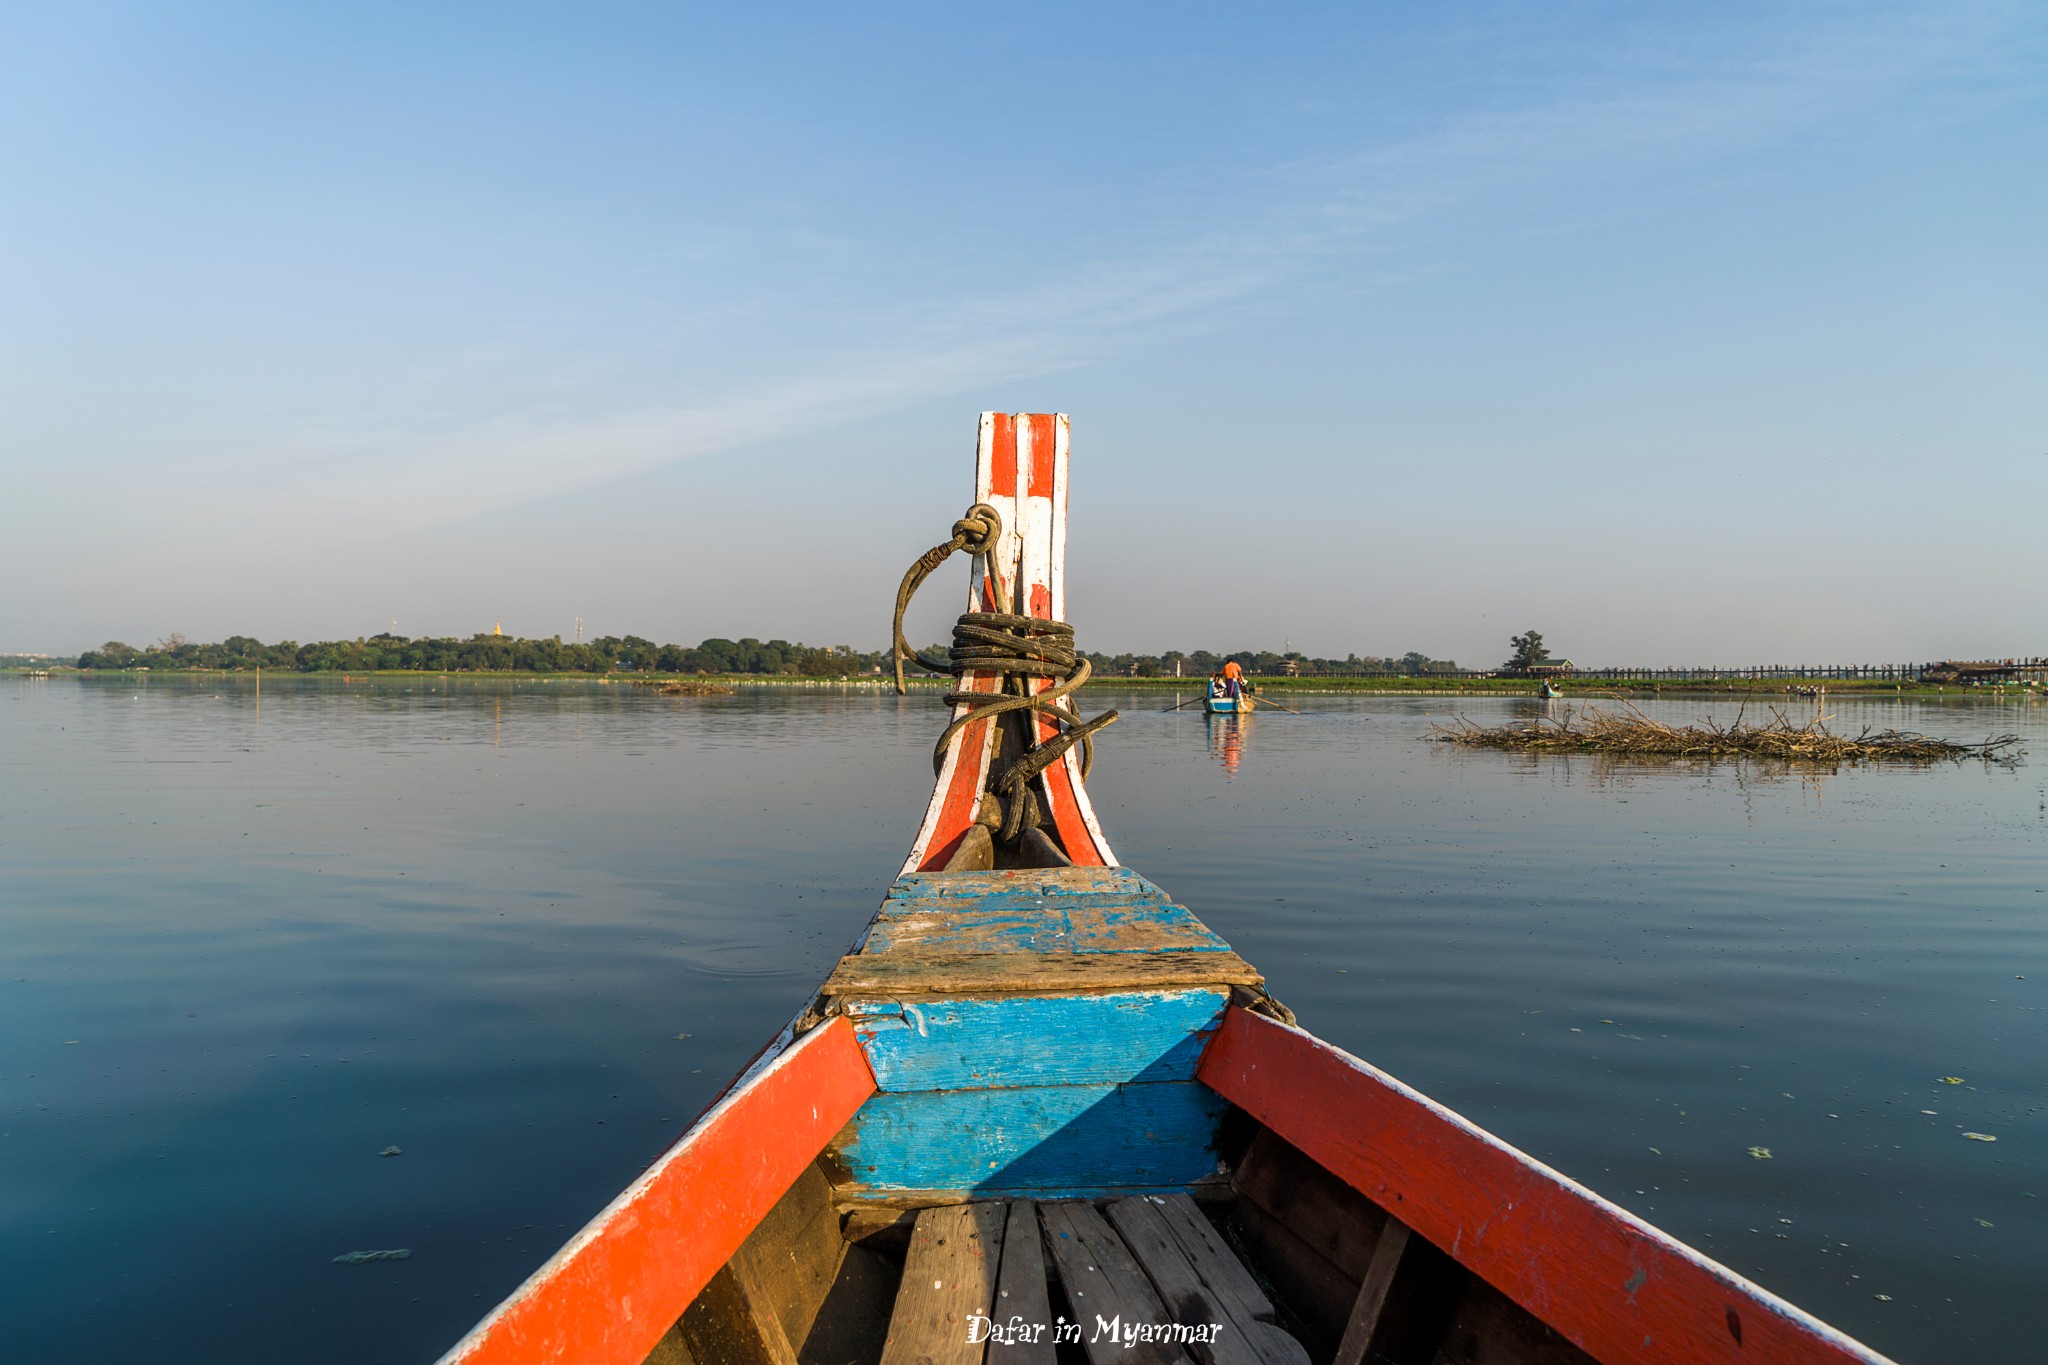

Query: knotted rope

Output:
[892, 504, 1118, 845]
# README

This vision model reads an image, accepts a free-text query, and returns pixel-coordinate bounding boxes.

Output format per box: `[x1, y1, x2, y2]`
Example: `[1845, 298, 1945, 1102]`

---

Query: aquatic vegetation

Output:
[647, 679, 737, 696]
[1435, 702, 2024, 765]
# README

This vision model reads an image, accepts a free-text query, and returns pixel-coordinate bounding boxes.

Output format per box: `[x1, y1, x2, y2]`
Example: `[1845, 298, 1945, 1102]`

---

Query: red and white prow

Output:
[900, 413, 1117, 875]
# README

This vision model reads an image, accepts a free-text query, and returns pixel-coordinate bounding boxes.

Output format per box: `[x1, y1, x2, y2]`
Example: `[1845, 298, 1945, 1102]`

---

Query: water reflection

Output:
[1207, 713, 1250, 776]
[2, 678, 2044, 1364]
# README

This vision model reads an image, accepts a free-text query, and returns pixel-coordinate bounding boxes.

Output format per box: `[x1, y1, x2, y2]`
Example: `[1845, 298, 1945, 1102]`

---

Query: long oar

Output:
[1163, 695, 1207, 712]
[1245, 693, 1303, 714]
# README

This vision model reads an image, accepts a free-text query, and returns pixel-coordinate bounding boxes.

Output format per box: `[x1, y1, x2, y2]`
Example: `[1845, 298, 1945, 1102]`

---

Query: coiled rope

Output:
[892, 504, 1119, 846]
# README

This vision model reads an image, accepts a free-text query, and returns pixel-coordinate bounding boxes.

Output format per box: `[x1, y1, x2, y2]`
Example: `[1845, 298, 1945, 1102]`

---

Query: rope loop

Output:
[890, 504, 1119, 852]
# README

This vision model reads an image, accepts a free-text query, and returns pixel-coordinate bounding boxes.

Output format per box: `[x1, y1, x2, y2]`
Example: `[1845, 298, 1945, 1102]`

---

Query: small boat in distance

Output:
[1206, 676, 1252, 713]
[440, 414, 1892, 1365]
[1540, 679, 1562, 700]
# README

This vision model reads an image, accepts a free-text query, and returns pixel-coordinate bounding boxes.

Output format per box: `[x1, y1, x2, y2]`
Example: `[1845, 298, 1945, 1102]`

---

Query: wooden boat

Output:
[1539, 680, 1562, 700]
[1206, 679, 1252, 714]
[440, 413, 1892, 1365]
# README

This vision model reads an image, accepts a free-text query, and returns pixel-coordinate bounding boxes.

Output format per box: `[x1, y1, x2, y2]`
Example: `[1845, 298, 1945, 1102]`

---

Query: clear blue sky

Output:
[4, 2, 2043, 665]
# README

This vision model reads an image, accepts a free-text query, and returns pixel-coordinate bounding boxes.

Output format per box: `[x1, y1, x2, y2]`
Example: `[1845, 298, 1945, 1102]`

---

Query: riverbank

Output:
[14, 667, 2040, 699]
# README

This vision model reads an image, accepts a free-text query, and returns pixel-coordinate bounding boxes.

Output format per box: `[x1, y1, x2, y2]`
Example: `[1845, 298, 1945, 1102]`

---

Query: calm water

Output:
[3, 677, 2044, 1363]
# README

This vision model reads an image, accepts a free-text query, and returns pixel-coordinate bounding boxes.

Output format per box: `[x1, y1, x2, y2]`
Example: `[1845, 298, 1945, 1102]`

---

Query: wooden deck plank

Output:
[988, 1200, 1057, 1363]
[862, 904, 1226, 957]
[876, 889, 1169, 918]
[890, 869, 1156, 900]
[822, 950, 1260, 997]
[878, 1203, 1007, 1365]
[1038, 1202, 1188, 1365]
[1105, 1198, 1307, 1365]
[1150, 1195, 1276, 1326]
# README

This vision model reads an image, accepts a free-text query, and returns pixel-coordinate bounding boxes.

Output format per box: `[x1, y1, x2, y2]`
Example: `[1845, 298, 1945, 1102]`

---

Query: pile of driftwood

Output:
[1435, 702, 2023, 765]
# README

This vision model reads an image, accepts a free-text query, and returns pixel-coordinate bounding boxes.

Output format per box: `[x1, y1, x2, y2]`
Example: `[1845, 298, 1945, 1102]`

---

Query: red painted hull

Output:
[1199, 1008, 1889, 1365]
[438, 1018, 875, 1365]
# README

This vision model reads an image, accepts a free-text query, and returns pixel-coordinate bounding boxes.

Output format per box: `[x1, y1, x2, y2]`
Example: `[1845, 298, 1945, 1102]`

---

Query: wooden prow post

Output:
[901, 413, 1117, 875]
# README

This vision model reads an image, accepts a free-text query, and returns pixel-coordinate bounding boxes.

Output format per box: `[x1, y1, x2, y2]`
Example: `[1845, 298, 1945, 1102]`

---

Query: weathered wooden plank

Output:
[829, 1082, 1230, 1197]
[1331, 1220, 1408, 1365]
[846, 991, 1227, 1092]
[677, 1261, 799, 1365]
[1430, 1279, 1600, 1365]
[879, 1203, 1007, 1365]
[1061, 905, 1228, 953]
[1150, 1195, 1276, 1326]
[1038, 1202, 1188, 1365]
[1199, 1008, 1896, 1365]
[730, 1165, 847, 1353]
[1233, 1128, 1389, 1281]
[987, 1200, 1057, 1363]
[888, 869, 1160, 900]
[866, 906, 1057, 952]
[1325, 1216, 1466, 1365]
[862, 904, 1226, 957]
[822, 950, 1260, 997]
[1105, 1198, 1307, 1365]
[1231, 1195, 1362, 1353]
[439, 1017, 877, 1365]
[874, 891, 1171, 923]
[798, 1242, 900, 1365]
[841, 1206, 920, 1254]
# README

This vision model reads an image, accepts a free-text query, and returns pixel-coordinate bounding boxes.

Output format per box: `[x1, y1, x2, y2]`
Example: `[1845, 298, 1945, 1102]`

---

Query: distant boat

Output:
[438, 413, 1891, 1365]
[1539, 679, 1562, 699]
[1206, 678, 1252, 713]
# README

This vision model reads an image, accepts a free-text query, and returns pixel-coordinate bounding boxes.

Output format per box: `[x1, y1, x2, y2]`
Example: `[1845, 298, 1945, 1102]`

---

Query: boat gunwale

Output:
[434, 1014, 876, 1365]
[1201, 1006, 1897, 1365]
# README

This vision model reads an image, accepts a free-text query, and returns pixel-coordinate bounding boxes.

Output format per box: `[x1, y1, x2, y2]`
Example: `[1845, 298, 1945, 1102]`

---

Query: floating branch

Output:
[1434, 701, 2023, 765]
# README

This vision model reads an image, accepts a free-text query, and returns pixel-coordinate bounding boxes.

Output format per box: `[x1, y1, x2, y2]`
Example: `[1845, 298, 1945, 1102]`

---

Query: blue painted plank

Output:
[848, 990, 1227, 1091]
[829, 1081, 1230, 1195]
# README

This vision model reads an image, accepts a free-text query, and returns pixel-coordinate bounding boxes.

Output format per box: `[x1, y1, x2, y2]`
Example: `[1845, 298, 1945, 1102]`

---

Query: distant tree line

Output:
[72, 634, 1459, 677]
[1078, 648, 1458, 677]
[76, 634, 879, 676]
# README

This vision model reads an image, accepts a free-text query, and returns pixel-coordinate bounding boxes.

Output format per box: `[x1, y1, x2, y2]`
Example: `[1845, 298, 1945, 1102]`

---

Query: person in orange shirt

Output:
[1216, 658, 1244, 699]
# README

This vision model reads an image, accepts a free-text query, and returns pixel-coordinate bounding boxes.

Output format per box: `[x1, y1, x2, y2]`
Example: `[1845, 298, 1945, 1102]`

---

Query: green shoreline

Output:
[10, 668, 2036, 699]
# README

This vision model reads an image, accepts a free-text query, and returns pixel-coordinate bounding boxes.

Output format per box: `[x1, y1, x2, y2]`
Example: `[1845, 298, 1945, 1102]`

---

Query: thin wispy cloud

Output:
[199, 4, 2023, 541]
[14, 3, 2041, 557]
